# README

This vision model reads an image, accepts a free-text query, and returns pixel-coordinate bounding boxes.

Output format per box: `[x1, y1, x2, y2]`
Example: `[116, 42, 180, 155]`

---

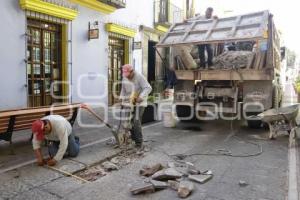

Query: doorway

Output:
[26, 19, 63, 107]
[148, 41, 157, 84]
[108, 37, 125, 106]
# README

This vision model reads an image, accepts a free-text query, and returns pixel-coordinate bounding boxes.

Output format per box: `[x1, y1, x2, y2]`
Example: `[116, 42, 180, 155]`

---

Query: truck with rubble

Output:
[156, 10, 284, 128]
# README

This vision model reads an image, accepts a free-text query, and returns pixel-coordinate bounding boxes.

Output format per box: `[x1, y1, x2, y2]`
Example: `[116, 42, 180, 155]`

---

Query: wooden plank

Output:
[0, 104, 80, 118]
[14, 123, 33, 131]
[254, 51, 262, 69]
[258, 51, 267, 70]
[247, 53, 255, 69]
[14, 118, 36, 126]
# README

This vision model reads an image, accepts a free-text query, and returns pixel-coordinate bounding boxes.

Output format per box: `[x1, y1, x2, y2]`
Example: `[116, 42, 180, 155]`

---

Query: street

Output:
[0, 82, 298, 200]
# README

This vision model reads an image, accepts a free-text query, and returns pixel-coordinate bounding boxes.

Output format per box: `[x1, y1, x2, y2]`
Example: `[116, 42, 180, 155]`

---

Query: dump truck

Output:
[156, 10, 284, 128]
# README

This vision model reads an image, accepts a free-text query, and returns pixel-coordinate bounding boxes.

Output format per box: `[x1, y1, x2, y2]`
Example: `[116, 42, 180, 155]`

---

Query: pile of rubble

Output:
[130, 162, 213, 198]
[212, 51, 255, 69]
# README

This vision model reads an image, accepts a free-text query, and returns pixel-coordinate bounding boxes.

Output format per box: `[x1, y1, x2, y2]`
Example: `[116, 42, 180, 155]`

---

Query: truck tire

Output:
[176, 105, 195, 121]
[247, 120, 262, 129]
[246, 113, 262, 129]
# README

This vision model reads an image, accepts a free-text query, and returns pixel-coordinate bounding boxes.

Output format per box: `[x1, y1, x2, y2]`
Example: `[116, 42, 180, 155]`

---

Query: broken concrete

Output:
[139, 163, 164, 177]
[77, 166, 106, 182]
[178, 181, 194, 198]
[150, 180, 168, 189]
[188, 174, 213, 184]
[151, 168, 182, 181]
[130, 182, 155, 195]
[110, 156, 131, 166]
[102, 161, 119, 171]
[168, 180, 180, 191]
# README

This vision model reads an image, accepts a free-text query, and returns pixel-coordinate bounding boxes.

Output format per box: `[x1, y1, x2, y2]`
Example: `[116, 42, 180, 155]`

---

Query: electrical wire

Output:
[152, 120, 263, 161]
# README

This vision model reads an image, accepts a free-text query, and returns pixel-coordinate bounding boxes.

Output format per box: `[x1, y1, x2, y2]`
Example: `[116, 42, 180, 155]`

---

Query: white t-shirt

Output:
[32, 115, 72, 161]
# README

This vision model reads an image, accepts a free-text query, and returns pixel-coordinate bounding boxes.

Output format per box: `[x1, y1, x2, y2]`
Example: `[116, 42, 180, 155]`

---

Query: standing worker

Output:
[196, 7, 217, 69]
[31, 115, 80, 166]
[120, 64, 152, 150]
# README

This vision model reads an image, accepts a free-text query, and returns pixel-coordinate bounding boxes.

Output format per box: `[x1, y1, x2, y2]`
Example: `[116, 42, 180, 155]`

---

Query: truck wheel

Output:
[246, 113, 262, 129]
[247, 120, 262, 129]
[176, 105, 195, 121]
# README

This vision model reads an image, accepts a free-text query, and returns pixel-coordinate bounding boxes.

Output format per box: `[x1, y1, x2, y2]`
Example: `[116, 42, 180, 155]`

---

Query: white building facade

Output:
[0, 0, 186, 110]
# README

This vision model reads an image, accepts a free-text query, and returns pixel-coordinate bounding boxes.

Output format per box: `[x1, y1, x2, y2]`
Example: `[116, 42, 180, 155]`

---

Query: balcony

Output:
[98, 0, 126, 8]
[154, 0, 184, 27]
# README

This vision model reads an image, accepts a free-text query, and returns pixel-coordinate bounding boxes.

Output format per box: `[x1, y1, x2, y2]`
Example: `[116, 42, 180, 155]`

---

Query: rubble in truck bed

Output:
[175, 45, 265, 70]
[212, 51, 256, 69]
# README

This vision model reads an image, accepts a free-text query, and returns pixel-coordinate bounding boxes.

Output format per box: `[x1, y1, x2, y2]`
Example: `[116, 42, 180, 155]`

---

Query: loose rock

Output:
[178, 181, 194, 198]
[152, 168, 182, 181]
[150, 180, 168, 189]
[168, 180, 180, 191]
[239, 180, 249, 187]
[102, 161, 119, 171]
[130, 182, 155, 195]
[140, 163, 164, 177]
[188, 174, 213, 184]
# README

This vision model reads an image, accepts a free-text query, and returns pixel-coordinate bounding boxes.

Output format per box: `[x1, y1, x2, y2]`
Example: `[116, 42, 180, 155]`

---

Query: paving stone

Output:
[139, 163, 163, 177]
[12, 188, 60, 200]
[0, 173, 31, 199]
[54, 159, 86, 174]
[168, 180, 179, 191]
[178, 181, 194, 198]
[188, 174, 213, 184]
[130, 182, 155, 195]
[151, 168, 182, 181]
[150, 180, 168, 189]
[40, 177, 84, 197]
[6, 165, 62, 188]
[102, 161, 119, 171]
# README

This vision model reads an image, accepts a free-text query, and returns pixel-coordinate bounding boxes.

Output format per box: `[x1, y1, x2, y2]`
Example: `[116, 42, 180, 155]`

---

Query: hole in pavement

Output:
[75, 149, 146, 182]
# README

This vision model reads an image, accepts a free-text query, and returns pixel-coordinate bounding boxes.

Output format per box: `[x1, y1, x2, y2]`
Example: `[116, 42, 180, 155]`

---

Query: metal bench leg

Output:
[6, 116, 16, 155]
[69, 108, 78, 127]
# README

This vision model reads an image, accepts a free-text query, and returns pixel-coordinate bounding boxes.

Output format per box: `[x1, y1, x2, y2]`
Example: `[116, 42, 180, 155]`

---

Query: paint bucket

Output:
[163, 112, 176, 128]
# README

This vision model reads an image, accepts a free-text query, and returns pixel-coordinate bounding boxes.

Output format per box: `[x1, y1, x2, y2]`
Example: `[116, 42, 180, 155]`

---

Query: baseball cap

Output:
[31, 120, 45, 141]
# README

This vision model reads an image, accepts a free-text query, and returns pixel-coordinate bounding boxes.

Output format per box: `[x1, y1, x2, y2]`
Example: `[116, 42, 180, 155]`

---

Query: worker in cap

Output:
[120, 64, 152, 150]
[31, 115, 80, 166]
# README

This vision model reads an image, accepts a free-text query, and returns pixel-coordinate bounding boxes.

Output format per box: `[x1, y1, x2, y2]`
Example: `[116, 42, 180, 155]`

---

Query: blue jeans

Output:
[48, 134, 80, 158]
[198, 44, 213, 68]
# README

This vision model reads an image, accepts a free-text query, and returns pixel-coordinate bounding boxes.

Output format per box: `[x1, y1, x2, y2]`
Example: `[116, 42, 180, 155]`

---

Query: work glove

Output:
[47, 158, 57, 166]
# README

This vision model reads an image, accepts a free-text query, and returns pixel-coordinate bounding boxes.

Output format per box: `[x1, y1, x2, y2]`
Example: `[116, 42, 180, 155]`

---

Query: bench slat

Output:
[0, 103, 80, 118]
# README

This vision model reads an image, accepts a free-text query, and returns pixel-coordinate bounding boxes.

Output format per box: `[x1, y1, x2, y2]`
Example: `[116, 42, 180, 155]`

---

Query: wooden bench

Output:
[0, 103, 81, 152]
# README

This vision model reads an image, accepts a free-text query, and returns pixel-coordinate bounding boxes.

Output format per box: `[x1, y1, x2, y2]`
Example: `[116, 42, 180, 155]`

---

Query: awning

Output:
[106, 23, 136, 38]
[20, 0, 78, 20]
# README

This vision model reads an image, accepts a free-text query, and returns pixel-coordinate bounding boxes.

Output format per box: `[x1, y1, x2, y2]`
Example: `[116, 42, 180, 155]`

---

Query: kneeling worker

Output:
[31, 115, 80, 166]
